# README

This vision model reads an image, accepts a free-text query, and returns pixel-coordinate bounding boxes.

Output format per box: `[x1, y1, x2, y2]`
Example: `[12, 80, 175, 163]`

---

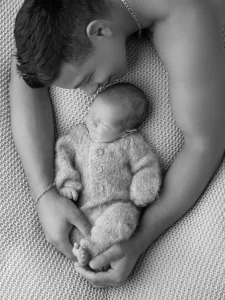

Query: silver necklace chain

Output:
[120, 0, 142, 38]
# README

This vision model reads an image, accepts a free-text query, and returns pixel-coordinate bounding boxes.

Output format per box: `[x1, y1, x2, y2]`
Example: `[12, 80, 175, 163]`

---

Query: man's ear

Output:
[86, 20, 112, 43]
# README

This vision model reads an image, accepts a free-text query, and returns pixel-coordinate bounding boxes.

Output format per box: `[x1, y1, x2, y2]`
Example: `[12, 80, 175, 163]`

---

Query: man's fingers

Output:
[69, 207, 92, 237]
[74, 265, 119, 287]
[89, 253, 110, 270]
[89, 245, 121, 269]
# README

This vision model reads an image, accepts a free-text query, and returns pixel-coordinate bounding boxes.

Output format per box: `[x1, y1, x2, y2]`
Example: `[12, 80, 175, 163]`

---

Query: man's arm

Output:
[9, 56, 91, 260]
[10, 56, 55, 200]
[133, 3, 225, 252]
[74, 3, 225, 287]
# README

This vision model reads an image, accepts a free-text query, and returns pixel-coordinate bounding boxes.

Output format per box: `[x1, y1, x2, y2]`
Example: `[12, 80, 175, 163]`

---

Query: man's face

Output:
[53, 33, 127, 95]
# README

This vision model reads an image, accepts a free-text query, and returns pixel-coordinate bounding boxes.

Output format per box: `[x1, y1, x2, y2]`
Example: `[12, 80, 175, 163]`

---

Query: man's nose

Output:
[79, 83, 99, 96]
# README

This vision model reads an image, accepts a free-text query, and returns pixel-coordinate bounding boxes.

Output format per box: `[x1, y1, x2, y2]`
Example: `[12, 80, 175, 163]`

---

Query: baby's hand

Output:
[59, 186, 78, 201]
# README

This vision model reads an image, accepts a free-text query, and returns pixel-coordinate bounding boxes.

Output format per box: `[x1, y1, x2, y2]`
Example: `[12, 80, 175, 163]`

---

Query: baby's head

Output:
[86, 83, 148, 143]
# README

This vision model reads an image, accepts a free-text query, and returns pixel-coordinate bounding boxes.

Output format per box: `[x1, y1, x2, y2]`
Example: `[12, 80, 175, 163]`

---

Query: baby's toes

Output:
[79, 247, 90, 266]
[72, 243, 79, 255]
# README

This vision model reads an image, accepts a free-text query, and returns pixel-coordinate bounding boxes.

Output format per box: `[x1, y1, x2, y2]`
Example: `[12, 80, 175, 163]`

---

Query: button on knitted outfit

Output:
[55, 124, 161, 257]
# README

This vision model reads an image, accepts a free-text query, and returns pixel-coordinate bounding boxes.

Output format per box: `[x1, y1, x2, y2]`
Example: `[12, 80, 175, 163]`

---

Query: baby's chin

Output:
[89, 133, 105, 143]
[90, 137, 112, 143]
[89, 134, 118, 143]
[87, 128, 120, 143]
[90, 137, 104, 143]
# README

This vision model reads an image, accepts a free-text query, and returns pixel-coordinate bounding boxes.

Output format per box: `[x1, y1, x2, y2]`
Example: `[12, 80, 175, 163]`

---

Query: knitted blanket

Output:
[0, 1, 224, 299]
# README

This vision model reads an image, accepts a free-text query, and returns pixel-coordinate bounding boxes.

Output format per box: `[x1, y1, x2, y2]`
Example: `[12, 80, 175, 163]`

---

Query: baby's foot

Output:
[72, 243, 90, 266]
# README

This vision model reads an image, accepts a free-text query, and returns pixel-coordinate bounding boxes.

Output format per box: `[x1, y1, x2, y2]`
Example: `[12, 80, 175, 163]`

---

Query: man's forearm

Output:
[10, 58, 55, 200]
[132, 142, 224, 253]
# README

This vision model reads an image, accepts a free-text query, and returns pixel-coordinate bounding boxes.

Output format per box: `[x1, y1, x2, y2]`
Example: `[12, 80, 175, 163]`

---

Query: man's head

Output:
[14, 0, 128, 93]
[86, 83, 148, 143]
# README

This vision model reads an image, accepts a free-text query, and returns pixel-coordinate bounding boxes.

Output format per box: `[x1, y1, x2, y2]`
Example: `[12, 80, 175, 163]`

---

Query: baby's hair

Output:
[98, 83, 148, 130]
[14, 0, 114, 88]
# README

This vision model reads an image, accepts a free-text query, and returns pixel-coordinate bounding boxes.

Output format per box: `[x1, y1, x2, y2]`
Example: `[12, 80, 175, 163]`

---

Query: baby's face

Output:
[86, 96, 126, 143]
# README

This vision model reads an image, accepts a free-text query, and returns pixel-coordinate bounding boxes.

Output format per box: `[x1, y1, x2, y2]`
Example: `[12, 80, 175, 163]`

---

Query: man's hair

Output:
[98, 83, 148, 129]
[14, 0, 111, 88]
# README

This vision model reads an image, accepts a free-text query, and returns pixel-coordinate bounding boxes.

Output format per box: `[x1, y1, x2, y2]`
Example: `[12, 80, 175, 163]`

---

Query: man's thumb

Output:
[89, 245, 120, 269]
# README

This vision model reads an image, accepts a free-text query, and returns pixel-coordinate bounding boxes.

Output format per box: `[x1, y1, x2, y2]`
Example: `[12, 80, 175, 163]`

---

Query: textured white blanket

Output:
[0, 1, 224, 299]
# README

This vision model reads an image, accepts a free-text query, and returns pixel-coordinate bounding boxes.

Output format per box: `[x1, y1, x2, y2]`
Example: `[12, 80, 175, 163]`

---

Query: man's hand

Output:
[74, 239, 141, 288]
[36, 187, 91, 261]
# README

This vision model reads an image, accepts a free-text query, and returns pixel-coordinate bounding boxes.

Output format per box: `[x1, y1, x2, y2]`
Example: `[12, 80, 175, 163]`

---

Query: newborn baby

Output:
[54, 83, 161, 266]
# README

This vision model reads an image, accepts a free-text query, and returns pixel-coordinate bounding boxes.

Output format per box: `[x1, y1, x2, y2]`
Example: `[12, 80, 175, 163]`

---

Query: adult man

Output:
[10, 0, 225, 288]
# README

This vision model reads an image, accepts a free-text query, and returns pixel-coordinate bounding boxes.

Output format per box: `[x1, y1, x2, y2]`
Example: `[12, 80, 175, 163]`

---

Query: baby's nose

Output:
[91, 119, 98, 128]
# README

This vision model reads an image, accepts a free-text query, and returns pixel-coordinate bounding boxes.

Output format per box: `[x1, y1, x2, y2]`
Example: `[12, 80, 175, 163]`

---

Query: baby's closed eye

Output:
[101, 121, 110, 129]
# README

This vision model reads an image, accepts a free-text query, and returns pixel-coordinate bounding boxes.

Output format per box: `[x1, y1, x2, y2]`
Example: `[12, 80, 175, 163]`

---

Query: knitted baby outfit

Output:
[55, 124, 161, 257]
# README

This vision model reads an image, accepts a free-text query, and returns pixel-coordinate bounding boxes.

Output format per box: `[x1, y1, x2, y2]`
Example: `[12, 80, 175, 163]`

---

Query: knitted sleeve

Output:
[129, 133, 161, 207]
[54, 134, 83, 192]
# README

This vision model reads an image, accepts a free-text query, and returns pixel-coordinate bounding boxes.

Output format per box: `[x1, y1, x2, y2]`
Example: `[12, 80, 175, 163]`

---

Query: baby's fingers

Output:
[59, 187, 72, 199]
[66, 191, 71, 199]
[71, 190, 78, 201]
[58, 188, 67, 198]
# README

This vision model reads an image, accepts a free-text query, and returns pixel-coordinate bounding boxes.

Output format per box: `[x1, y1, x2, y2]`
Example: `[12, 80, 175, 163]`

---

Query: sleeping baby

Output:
[54, 83, 161, 267]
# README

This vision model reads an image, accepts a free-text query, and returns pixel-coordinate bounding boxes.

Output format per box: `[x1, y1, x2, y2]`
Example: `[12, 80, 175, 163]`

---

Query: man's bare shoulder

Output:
[151, 0, 224, 77]
[149, 0, 225, 25]
[147, 0, 225, 143]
